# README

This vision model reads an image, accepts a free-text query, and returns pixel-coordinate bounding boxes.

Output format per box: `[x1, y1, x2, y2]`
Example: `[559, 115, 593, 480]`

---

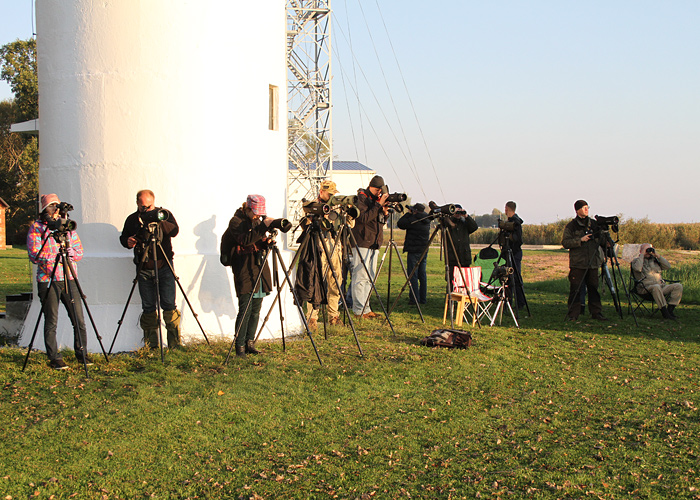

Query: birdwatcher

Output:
[631, 243, 683, 320]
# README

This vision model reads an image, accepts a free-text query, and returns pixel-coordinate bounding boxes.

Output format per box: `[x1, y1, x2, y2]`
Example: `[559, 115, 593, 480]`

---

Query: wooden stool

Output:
[443, 292, 479, 327]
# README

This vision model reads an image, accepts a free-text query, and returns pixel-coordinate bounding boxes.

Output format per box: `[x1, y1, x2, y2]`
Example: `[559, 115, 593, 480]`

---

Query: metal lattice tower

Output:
[286, 0, 332, 244]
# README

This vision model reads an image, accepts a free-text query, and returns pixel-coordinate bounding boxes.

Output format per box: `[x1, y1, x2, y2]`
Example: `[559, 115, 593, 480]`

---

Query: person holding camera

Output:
[631, 244, 683, 320]
[500, 201, 525, 311]
[120, 190, 181, 349]
[304, 180, 345, 329]
[224, 195, 275, 357]
[445, 204, 479, 285]
[397, 203, 430, 304]
[561, 200, 606, 321]
[350, 175, 389, 318]
[27, 194, 89, 370]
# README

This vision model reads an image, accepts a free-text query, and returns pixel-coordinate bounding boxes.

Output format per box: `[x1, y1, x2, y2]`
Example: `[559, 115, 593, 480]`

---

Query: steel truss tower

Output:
[286, 0, 332, 244]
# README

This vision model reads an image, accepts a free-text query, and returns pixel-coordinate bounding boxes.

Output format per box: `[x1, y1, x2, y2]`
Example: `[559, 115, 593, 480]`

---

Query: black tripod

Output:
[491, 231, 530, 319]
[22, 230, 109, 377]
[109, 221, 210, 362]
[223, 229, 325, 365]
[371, 210, 424, 321]
[487, 266, 519, 328]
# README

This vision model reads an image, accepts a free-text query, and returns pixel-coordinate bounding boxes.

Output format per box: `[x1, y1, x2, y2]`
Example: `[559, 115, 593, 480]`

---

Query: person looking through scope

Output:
[445, 204, 479, 285]
[301, 180, 347, 330]
[561, 199, 607, 321]
[631, 243, 683, 320]
[350, 175, 389, 318]
[120, 189, 181, 349]
[27, 194, 89, 370]
[499, 201, 525, 314]
[224, 195, 276, 358]
[397, 203, 430, 305]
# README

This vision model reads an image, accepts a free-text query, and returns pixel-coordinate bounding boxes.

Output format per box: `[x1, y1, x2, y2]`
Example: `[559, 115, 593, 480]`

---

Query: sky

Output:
[2, 0, 699, 224]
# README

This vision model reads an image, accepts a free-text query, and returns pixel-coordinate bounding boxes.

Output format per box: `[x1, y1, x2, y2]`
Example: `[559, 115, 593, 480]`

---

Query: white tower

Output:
[21, 0, 297, 352]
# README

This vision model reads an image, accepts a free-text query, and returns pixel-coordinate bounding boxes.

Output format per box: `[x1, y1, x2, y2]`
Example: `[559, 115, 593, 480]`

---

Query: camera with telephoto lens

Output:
[380, 185, 407, 212]
[493, 265, 514, 282]
[43, 202, 77, 233]
[268, 218, 293, 233]
[302, 200, 330, 217]
[498, 218, 515, 232]
[330, 194, 360, 219]
[139, 207, 170, 225]
[428, 201, 456, 215]
[594, 214, 620, 233]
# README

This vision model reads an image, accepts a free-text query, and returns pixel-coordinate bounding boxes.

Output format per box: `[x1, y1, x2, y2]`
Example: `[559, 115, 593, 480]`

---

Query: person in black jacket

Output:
[397, 203, 430, 304]
[120, 190, 181, 349]
[445, 204, 479, 285]
[225, 195, 274, 357]
[350, 175, 389, 317]
[500, 200, 525, 311]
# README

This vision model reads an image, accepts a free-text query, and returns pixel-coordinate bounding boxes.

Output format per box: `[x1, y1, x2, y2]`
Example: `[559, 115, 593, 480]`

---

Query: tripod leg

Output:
[59, 252, 89, 377]
[21, 286, 50, 371]
[63, 256, 109, 363]
[314, 231, 363, 356]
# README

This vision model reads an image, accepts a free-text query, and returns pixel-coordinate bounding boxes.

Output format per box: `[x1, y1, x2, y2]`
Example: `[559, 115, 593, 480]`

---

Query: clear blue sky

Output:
[2, 0, 698, 223]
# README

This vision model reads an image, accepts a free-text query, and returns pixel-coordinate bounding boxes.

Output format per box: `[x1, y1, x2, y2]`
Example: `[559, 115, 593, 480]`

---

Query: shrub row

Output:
[470, 218, 700, 250]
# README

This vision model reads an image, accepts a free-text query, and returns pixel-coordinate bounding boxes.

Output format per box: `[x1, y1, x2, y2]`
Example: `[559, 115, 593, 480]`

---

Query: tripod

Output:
[223, 229, 325, 365]
[487, 267, 520, 328]
[109, 221, 210, 362]
[371, 210, 424, 321]
[492, 230, 530, 319]
[22, 230, 109, 377]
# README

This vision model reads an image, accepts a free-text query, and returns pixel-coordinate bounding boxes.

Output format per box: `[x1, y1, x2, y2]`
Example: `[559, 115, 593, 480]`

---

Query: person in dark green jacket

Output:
[561, 200, 606, 321]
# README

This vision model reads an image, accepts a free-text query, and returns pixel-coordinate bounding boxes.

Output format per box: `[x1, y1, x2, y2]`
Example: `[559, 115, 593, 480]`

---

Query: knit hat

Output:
[574, 199, 588, 211]
[369, 175, 385, 188]
[40, 193, 60, 212]
[246, 194, 267, 216]
[320, 180, 339, 194]
[412, 203, 425, 212]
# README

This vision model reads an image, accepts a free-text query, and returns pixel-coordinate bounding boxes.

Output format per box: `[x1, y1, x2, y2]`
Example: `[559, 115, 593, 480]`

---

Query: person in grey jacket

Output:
[631, 243, 682, 320]
[561, 200, 606, 321]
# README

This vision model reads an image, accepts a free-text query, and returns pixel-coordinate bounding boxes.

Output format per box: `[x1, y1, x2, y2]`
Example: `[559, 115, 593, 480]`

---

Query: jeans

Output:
[38, 280, 88, 360]
[406, 252, 427, 303]
[351, 247, 378, 315]
[137, 265, 177, 314]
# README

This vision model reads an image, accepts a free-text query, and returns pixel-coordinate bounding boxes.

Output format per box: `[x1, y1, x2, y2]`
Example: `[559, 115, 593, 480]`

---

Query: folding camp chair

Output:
[443, 266, 493, 327]
[628, 265, 657, 316]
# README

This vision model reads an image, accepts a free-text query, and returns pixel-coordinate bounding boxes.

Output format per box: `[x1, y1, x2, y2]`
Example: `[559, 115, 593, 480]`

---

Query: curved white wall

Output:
[22, 0, 297, 353]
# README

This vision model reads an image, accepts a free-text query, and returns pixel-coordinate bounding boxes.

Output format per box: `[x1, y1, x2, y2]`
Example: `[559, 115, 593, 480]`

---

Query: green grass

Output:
[1, 249, 699, 498]
[0, 245, 32, 313]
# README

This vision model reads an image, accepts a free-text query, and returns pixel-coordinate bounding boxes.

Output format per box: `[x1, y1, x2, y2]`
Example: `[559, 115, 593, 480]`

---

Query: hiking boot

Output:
[245, 340, 260, 355]
[236, 345, 247, 358]
[592, 313, 608, 321]
[307, 318, 318, 331]
[50, 359, 69, 370]
[329, 316, 343, 326]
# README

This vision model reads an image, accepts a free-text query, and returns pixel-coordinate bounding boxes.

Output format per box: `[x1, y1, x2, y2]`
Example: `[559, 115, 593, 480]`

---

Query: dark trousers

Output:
[567, 268, 601, 318]
[137, 265, 177, 313]
[406, 252, 427, 303]
[235, 293, 263, 347]
[509, 249, 526, 309]
[38, 280, 88, 361]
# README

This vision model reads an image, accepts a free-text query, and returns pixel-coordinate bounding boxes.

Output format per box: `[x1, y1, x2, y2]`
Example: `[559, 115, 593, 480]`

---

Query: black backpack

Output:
[220, 227, 236, 266]
[419, 329, 472, 348]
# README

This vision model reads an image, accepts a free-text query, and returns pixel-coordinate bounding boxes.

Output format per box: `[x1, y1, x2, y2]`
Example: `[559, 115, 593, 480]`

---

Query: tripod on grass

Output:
[23, 229, 109, 377]
[109, 220, 210, 362]
[223, 228, 325, 365]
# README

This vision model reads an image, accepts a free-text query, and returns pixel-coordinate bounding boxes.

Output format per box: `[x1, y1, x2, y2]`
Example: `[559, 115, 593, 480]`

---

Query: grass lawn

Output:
[1, 247, 699, 499]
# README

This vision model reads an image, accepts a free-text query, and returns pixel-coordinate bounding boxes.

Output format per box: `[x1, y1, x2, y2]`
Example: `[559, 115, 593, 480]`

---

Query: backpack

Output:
[220, 227, 236, 266]
[419, 329, 472, 348]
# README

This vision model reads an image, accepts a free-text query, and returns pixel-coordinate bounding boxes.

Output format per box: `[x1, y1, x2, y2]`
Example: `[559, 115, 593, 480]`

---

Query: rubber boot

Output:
[163, 309, 182, 349]
[668, 304, 678, 319]
[246, 340, 260, 355]
[140, 312, 160, 349]
[236, 345, 247, 358]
